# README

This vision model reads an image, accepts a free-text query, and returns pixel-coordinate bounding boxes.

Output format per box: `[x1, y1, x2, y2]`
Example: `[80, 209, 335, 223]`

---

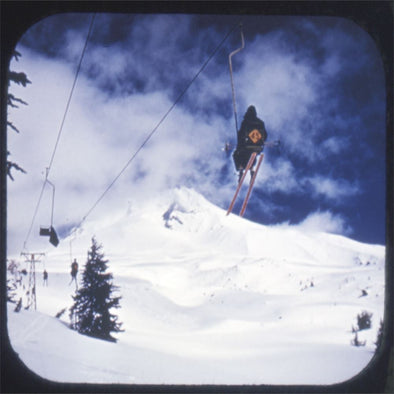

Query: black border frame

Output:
[1, 1, 393, 393]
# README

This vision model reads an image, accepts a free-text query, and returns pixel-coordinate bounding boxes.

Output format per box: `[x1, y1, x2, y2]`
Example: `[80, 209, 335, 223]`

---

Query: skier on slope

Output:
[233, 105, 267, 182]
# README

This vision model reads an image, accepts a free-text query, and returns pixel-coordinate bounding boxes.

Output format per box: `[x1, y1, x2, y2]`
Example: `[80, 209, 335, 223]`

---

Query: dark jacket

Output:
[232, 106, 267, 171]
[71, 261, 78, 277]
[237, 106, 267, 148]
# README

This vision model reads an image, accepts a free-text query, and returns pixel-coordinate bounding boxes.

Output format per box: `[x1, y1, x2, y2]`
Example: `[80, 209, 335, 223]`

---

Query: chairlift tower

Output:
[21, 252, 45, 310]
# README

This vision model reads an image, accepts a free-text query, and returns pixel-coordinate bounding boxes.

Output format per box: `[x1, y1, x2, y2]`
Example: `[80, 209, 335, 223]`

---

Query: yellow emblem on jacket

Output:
[248, 129, 262, 143]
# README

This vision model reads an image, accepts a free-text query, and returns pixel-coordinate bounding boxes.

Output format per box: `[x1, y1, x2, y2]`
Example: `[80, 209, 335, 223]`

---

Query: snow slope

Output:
[7, 187, 385, 385]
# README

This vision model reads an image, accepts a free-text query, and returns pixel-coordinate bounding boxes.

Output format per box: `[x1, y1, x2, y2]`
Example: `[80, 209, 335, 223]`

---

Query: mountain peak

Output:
[56, 186, 384, 269]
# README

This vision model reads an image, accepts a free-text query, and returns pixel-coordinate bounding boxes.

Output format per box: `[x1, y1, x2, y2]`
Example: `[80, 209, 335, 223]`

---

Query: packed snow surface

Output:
[7, 187, 385, 385]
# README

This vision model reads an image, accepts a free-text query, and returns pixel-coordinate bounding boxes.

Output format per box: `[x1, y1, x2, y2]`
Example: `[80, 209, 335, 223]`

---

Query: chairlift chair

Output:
[39, 178, 59, 247]
[39, 226, 59, 247]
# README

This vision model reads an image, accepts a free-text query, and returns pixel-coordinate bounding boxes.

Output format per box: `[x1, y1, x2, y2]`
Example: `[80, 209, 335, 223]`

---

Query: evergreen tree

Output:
[69, 237, 123, 342]
[375, 319, 384, 349]
[6, 278, 18, 304]
[7, 260, 21, 306]
[7, 50, 30, 180]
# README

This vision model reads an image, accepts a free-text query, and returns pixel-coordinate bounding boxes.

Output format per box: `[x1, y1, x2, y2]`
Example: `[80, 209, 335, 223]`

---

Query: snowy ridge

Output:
[62, 186, 383, 263]
[8, 187, 385, 385]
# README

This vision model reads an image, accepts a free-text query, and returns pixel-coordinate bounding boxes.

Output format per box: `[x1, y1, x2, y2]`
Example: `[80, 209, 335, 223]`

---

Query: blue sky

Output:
[7, 13, 386, 254]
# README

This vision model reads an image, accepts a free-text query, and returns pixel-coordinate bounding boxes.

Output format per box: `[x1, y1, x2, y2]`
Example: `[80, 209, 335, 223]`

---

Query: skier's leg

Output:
[238, 169, 244, 183]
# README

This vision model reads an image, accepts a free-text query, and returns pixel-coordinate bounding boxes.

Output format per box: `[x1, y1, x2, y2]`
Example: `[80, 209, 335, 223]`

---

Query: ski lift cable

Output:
[21, 13, 96, 251]
[45, 178, 55, 227]
[47, 13, 96, 171]
[229, 23, 244, 133]
[74, 19, 242, 230]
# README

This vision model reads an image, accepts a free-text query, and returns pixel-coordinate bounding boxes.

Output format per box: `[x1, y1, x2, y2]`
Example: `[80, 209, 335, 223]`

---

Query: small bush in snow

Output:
[14, 298, 22, 313]
[350, 311, 373, 347]
[351, 331, 366, 347]
[357, 311, 372, 331]
[55, 308, 67, 319]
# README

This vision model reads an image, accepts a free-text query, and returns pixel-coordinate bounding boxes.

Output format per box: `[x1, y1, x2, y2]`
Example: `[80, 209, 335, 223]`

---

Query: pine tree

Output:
[6, 278, 18, 304]
[7, 50, 30, 180]
[7, 260, 21, 306]
[375, 319, 384, 349]
[69, 237, 123, 342]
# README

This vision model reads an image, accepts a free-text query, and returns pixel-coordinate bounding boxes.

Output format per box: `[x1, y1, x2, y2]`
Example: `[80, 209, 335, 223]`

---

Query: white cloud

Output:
[303, 175, 359, 201]
[319, 136, 350, 156]
[257, 157, 300, 194]
[297, 210, 352, 235]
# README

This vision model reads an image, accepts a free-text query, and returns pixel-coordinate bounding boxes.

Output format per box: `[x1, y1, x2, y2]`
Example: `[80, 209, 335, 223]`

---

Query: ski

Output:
[226, 152, 257, 216]
[239, 153, 264, 217]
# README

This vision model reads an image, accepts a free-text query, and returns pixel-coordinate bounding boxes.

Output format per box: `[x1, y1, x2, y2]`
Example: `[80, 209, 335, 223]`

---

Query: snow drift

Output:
[7, 187, 385, 385]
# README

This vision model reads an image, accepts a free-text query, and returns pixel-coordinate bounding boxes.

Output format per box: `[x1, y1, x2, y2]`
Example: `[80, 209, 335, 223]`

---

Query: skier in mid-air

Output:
[232, 105, 267, 182]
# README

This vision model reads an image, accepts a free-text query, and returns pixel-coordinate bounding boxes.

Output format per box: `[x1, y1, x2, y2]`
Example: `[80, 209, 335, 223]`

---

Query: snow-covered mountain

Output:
[7, 187, 385, 385]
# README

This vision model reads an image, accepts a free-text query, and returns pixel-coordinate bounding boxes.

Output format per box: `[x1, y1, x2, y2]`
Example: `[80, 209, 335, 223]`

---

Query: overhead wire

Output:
[229, 23, 244, 134]
[74, 19, 242, 229]
[22, 13, 96, 251]
[48, 13, 96, 170]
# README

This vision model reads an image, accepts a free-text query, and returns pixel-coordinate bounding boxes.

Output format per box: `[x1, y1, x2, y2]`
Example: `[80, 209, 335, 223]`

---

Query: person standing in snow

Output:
[43, 269, 48, 286]
[232, 105, 267, 182]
